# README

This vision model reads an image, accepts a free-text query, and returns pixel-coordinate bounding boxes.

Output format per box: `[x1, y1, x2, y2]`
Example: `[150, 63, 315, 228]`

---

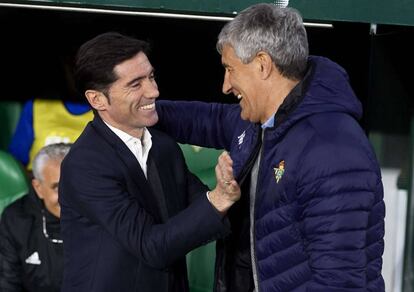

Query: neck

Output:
[100, 114, 144, 139]
[44, 207, 60, 220]
[261, 76, 300, 124]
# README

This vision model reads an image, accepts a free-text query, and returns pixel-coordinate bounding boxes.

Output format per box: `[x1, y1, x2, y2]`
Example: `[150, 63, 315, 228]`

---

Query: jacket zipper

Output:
[236, 127, 263, 186]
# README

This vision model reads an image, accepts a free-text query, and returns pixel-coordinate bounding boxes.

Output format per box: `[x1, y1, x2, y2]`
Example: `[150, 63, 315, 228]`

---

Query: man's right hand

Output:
[208, 151, 241, 214]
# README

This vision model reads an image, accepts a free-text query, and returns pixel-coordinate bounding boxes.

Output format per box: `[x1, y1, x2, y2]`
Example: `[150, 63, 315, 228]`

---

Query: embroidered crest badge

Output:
[273, 160, 285, 183]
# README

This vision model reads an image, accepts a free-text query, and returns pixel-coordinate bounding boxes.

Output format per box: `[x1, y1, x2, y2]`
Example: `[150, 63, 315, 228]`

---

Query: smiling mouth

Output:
[139, 103, 155, 110]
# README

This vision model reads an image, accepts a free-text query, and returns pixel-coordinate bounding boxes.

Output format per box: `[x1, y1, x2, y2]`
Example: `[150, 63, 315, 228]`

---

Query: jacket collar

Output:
[91, 114, 147, 181]
[90, 114, 165, 222]
[266, 56, 362, 139]
[273, 62, 313, 127]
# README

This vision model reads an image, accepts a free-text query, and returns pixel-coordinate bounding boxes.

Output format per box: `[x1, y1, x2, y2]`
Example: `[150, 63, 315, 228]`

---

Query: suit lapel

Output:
[149, 131, 182, 219]
[146, 154, 169, 222]
[90, 115, 164, 222]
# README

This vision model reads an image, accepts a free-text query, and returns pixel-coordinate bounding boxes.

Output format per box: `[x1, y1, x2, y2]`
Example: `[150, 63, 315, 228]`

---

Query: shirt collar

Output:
[261, 115, 275, 129]
[103, 121, 152, 145]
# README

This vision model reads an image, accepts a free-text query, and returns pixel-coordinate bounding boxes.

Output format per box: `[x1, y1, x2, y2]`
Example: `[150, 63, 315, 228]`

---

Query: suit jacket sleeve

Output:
[185, 169, 209, 204]
[60, 146, 230, 270]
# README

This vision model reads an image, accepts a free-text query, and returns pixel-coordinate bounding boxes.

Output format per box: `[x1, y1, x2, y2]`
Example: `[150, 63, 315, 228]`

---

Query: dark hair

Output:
[75, 32, 150, 96]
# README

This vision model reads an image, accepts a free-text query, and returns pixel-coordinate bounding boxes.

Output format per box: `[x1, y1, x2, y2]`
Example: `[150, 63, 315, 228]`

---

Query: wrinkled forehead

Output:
[221, 45, 242, 66]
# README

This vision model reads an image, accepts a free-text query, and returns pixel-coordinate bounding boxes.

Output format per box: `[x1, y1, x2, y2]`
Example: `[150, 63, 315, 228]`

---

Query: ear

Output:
[32, 179, 44, 199]
[85, 90, 108, 111]
[255, 51, 273, 80]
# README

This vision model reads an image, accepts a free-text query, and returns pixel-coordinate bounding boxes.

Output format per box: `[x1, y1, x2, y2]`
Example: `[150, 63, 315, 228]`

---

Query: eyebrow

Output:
[222, 62, 233, 70]
[125, 69, 155, 87]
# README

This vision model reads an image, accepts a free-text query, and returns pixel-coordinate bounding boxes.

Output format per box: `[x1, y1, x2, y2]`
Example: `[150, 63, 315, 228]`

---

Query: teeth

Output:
[237, 94, 242, 100]
[140, 103, 155, 110]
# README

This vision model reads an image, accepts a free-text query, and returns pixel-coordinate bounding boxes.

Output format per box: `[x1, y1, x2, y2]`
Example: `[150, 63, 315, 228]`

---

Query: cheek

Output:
[230, 74, 238, 87]
[45, 191, 59, 204]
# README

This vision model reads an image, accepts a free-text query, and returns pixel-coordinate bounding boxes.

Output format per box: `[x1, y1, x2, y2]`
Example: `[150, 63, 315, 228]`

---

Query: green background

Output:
[3, 0, 414, 26]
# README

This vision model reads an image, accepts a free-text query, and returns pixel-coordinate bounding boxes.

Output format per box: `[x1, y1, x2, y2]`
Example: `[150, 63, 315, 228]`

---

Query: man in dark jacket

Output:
[156, 3, 385, 292]
[0, 143, 71, 292]
[59, 32, 240, 292]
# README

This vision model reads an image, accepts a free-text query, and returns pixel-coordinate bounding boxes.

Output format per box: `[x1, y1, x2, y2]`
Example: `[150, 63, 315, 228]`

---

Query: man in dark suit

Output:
[59, 32, 240, 292]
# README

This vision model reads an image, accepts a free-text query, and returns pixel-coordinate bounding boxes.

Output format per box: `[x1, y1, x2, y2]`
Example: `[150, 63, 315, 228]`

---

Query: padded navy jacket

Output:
[156, 56, 385, 292]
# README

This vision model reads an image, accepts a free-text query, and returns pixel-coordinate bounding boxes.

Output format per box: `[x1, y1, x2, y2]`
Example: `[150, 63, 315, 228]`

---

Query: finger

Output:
[221, 151, 233, 167]
[218, 151, 233, 168]
[219, 158, 234, 182]
[215, 164, 224, 181]
[217, 167, 230, 184]
[226, 181, 241, 201]
[227, 180, 240, 192]
[222, 168, 234, 183]
[215, 164, 230, 187]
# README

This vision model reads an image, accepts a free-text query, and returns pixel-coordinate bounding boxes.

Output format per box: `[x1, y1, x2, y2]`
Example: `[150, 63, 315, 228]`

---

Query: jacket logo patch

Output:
[25, 251, 41, 265]
[273, 160, 285, 183]
[237, 131, 246, 146]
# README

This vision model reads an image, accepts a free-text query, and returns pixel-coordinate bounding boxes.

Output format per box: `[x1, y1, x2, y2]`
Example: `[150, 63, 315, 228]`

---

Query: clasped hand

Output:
[208, 151, 241, 214]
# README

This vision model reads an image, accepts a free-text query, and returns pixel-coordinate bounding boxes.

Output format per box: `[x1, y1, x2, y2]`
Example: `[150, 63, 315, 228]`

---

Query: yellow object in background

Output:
[28, 99, 93, 170]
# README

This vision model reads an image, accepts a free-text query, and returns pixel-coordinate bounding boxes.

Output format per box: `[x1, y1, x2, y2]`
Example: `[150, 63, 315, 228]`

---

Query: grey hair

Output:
[217, 3, 308, 80]
[32, 143, 71, 181]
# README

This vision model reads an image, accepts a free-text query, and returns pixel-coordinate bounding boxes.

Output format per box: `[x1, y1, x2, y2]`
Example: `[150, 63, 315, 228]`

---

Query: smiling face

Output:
[88, 52, 159, 138]
[32, 158, 61, 218]
[221, 45, 267, 123]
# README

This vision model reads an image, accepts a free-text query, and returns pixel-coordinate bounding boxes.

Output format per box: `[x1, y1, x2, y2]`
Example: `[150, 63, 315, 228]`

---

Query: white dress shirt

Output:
[104, 122, 152, 178]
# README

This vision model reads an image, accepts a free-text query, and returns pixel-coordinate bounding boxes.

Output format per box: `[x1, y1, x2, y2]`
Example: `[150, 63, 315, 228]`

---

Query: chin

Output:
[240, 111, 249, 121]
[147, 115, 159, 127]
[53, 208, 61, 218]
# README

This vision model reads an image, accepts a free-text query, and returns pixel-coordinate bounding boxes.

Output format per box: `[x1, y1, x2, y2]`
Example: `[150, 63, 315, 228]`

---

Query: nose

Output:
[222, 70, 232, 95]
[144, 79, 159, 99]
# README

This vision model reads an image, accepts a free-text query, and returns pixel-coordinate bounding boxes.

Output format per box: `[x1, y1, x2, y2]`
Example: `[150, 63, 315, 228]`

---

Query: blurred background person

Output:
[0, 143, 71, 292]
